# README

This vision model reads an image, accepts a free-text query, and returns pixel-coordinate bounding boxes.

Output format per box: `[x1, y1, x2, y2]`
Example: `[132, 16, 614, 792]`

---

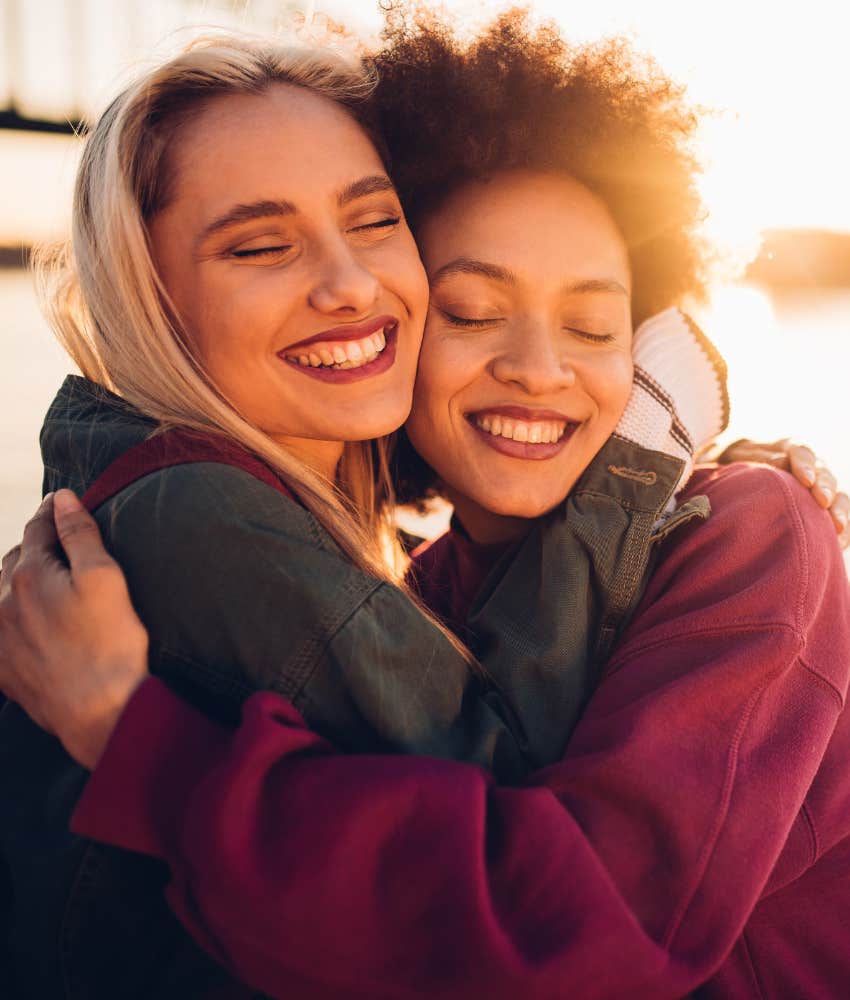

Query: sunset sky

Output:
[2, 0, 850, 244]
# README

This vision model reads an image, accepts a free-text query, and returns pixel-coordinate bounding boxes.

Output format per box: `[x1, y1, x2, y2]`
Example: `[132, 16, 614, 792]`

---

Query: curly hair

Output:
[370, 5, 714, 509]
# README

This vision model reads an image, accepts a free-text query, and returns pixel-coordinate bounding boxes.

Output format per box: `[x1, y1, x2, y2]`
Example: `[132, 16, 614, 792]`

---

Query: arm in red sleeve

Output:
[72, 465, 850, 1000]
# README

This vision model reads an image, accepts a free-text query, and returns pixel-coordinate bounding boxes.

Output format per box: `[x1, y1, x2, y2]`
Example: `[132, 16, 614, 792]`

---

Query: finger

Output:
[839, 520, 850, 552]
[829, 492, 849, 541]
[811, 469, 838, 510]
[19, 493, 60, 555]
[52, 490, 114, 572]
[719, 440, 790, 469]
[786, 445, 817, 487]
[0, 545, 23, 597]
[738, 448, 790, 469]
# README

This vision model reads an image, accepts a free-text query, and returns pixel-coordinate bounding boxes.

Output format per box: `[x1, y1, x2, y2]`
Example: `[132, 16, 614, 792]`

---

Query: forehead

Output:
[419, 169, 630, 291]
[164, 83, 385, 209]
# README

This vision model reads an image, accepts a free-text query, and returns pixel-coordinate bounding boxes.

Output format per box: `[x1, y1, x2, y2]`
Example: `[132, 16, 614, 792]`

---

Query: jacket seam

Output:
[772, 472, 809, 635]
[280, 577, 385, 701]
[800, 800, 820, 866]
[798, 653, 845, 710]
[570, 488, 667, 515]
[741, 930, 767, 1000]
[604, 621, 800, 680]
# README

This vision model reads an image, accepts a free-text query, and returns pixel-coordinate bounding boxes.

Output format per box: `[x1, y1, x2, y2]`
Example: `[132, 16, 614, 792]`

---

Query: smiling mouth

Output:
[472, 413, 569, 445]
[466, 409, 581, 460]
[283, 326, 389, 371]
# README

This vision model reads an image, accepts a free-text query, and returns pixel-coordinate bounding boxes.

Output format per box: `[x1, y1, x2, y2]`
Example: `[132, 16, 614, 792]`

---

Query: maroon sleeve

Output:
[72, 466, 850, 999]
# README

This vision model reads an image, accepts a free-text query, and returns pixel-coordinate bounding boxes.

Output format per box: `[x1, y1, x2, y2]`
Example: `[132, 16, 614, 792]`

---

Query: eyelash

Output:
[232, 245, 290, 258]
[353, 216, 401, 232]
[568, 329, 616, 344]
[442, 311, 615, 343]
[231, 217, 401, 258]
[441, 311, 498, 328]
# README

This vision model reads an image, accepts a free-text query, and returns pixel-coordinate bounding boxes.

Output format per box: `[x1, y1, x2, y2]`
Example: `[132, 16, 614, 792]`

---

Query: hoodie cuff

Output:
[71, 675, 228, 860]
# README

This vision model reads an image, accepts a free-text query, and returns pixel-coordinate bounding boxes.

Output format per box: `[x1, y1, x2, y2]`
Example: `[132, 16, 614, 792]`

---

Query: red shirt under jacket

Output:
[72, 464, 850, 999]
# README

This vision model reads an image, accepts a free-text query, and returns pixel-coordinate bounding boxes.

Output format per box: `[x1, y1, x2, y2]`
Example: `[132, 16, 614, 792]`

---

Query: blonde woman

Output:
[1, 37, 521, 1000]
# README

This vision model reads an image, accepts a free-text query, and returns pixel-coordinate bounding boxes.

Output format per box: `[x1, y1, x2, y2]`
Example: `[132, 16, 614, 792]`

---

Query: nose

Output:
[490, 317, 577, 395]
[308, 235, 381, 315]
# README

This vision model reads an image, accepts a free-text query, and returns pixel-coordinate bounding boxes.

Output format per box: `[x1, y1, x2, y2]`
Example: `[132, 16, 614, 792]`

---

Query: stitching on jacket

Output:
[279, 576, 384, 700]
[770, 469, 809, 637]
[741, 931, 767, 1000]
[662, 677, 770, 949]
[603, 621, 800, 680]
[800, 801, 820, 866]
[798, 654, 845, 710]
[606, 464, 658, 486]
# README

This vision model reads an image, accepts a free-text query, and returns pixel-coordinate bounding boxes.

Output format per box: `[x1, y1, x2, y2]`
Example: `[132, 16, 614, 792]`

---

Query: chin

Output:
[479, 490, 561, 520]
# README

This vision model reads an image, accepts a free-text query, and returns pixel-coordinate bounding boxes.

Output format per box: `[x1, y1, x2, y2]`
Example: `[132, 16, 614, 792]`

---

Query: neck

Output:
[272, 434, 344, 482]
[447, 490, 532, 546]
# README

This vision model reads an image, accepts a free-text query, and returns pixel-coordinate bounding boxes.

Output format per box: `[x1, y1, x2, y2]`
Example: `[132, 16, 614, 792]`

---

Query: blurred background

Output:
[2, 0, 849, 563]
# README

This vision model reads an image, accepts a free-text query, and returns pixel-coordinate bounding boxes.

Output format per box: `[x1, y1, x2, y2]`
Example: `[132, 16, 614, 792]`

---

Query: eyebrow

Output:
[197, 174, 396, 246]
[337, 174, 396, 207]
[430, 257, 629, 298]
[198, 199, 296, 245]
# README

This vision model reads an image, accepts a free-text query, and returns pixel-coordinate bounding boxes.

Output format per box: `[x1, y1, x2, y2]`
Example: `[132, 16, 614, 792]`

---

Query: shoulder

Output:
[627, 461, 848, 643]
[91, 461, 384, 700]
[93, 461, 334, 603]
[676, 460, 839, 570]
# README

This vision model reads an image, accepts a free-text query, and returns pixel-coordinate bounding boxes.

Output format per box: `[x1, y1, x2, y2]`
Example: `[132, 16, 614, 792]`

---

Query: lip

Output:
[279, 322, 399, 384]
[466, 404, 573, 423]
[283, 314, 398, 352]
[465, 409, 580, 461]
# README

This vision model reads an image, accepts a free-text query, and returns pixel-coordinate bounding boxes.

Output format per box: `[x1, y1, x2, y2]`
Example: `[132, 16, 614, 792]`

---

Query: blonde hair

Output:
[35, 36, 409, 581]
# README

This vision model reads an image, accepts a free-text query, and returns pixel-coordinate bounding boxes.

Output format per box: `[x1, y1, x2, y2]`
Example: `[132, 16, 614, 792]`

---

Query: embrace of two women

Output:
[1, 7, 849, 1000]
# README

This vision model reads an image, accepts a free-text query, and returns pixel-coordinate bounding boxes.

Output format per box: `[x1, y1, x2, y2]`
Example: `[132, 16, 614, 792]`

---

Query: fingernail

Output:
[820, 488, 834, 505]
[799, 466, 816, 486]
[836, 510, 848, 530]
[53, 490, 82, 515]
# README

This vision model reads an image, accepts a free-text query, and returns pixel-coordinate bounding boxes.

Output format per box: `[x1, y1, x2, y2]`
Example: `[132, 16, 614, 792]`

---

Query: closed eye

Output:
[567, 328, 616, 343]
[439, 309, 502, 328]
[231, 245, 291, 258]
[351, 216, 401, 233]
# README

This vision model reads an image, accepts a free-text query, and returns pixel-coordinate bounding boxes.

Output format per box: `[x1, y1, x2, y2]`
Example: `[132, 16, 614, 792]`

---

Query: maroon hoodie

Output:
[72, 464, 850, 998]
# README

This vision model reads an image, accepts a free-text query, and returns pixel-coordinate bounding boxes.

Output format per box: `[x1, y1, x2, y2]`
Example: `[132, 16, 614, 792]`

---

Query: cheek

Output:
[409, 328, 469, 423]
[596, 353, 634, 419]
[381, 234, 430, 320]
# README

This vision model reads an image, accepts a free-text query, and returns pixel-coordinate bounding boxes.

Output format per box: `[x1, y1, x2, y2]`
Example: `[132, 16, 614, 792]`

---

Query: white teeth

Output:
[474, 415, 568, 444]
[285, 325, 391, 371]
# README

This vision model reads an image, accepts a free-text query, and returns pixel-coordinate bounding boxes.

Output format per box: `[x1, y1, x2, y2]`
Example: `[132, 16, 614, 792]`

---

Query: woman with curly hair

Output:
[1, 8, 849, 1000]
